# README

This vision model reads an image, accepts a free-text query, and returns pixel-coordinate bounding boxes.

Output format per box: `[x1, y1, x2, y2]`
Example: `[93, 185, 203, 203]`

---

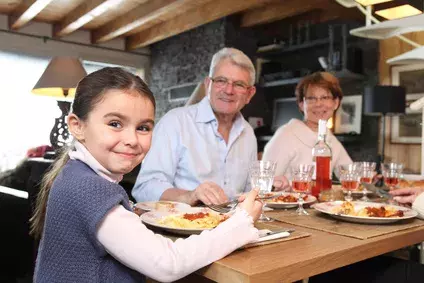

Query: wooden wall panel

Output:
[379, 32, 424, 173]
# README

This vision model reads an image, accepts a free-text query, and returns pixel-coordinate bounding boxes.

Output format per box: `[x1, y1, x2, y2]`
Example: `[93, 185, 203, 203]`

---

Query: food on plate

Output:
[266, 194, 308, 203]
[155, 201, 176, 210]
[332, 201, 404, 217]
[333, 201, 355, 215]
[357, 206, 404, 218]
[158, 212, 229, 229]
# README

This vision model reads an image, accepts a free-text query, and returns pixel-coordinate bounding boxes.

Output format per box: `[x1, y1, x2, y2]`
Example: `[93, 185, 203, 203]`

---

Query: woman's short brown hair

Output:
[295, 72, 343, 105]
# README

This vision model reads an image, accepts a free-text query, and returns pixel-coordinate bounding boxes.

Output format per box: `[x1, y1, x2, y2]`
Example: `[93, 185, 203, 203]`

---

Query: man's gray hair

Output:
[208, 47, 256, 85]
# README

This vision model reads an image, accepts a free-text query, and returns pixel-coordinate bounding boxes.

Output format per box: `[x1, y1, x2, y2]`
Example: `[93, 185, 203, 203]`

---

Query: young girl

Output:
[31, 67, 262, 283]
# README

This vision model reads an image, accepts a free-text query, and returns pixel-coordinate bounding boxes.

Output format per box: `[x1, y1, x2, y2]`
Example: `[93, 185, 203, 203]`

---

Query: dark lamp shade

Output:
[32, 57, 87, 100]
[363, 85, 406, 116]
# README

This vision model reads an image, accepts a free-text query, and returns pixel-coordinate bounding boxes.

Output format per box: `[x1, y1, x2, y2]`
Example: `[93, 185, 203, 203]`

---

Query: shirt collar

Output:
[287, 118, 334, 148]
[68, 141, 123, 183]
[194, 96, 245, 128]
[195, 96, 216, 123]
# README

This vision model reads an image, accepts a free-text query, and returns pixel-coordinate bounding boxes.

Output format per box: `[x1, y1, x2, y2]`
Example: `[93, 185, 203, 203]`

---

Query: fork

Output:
[206, 192, 285, 213]
[207, 201, 240, 213]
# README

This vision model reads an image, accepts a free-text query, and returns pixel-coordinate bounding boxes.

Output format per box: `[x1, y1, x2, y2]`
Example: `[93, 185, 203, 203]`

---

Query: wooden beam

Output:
[126, 0, 274, 50]
[9, 0, 54, 30]
[54, 0, 111, 37]
[240, 0, 328, 27]
[92, 0, 210, 44]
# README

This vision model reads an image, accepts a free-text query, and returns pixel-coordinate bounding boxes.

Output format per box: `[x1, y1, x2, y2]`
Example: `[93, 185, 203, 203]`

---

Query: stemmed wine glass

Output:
[354, 162, 376, 202]
[338, 164, 360, 202]
[249, 160, 277, 222]
[381, 163, 404, 190]
[291, 164, 314, 215]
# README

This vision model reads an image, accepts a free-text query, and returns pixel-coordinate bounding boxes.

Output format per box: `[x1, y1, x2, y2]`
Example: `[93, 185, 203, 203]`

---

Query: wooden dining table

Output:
[186, 208, 424, 283]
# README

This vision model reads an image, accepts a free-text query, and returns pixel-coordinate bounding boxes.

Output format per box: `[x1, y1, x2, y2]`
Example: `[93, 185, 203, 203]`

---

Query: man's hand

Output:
[190, 181, 229, 205]
[390, 187, 424, 204]
[272, 175, 290, 191]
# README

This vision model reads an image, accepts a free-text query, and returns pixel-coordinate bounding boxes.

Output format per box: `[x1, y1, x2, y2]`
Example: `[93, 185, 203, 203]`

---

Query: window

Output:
[0, 52, 141, 172]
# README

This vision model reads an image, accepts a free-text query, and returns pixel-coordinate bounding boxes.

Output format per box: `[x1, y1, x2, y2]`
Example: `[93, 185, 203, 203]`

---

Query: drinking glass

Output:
[354, 161, 376, 202]
[381, 163, 403, 190]
[249, 160, 277, 222]
[291, 164, 314, 215]
[338, 164, 360, 202]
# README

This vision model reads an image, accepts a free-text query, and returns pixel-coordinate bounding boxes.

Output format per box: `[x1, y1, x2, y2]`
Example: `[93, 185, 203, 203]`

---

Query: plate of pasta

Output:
[264, 192, 317, 209]
[313, 201, 418, 224]
[141, 207, 229, 235]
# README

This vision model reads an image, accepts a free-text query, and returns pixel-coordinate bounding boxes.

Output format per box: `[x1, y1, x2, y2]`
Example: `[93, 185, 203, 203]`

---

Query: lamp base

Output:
[50, 101, 71, 149]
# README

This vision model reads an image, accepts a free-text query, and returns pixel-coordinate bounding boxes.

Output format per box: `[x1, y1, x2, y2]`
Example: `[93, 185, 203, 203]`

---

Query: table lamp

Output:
[363, 85, 406, 163]
[32, 57, 87, 149]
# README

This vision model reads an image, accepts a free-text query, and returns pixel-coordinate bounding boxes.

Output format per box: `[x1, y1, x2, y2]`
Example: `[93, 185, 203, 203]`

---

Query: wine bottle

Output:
[312, 119, 332, 198]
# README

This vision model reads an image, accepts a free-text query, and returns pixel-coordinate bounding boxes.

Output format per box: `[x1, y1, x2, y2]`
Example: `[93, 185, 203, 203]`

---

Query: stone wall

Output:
[149, 19, 226, 119]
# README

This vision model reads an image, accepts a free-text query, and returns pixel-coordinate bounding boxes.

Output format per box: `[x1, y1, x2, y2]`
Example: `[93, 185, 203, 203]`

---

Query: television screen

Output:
[272, 97, 304, 131]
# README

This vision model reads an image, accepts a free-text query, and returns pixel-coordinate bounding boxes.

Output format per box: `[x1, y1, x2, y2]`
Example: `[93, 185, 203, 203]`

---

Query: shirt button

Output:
[224, 182, 227, 185]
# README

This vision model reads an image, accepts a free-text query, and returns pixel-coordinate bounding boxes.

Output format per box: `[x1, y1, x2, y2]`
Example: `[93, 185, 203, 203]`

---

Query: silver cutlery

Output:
[261, 228, 295, 237]
[206, 192, 287, 213]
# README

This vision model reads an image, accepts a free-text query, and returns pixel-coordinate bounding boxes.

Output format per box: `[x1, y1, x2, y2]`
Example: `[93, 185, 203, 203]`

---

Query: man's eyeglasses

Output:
[304, 96, 334, 104]
[210, 77, 251, 93]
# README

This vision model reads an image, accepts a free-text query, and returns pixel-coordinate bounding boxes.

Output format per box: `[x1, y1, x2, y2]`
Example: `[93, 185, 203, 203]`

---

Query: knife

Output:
[261, 228, 295, 237]
[361, 183, 393, 199]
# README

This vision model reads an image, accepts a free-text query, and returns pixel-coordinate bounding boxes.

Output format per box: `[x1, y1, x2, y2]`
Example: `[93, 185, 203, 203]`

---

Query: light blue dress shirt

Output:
[132, 97, 257, 202]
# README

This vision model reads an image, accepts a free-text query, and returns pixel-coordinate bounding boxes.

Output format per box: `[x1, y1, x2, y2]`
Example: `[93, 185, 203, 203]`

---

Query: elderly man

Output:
[133, 47, 280, 206]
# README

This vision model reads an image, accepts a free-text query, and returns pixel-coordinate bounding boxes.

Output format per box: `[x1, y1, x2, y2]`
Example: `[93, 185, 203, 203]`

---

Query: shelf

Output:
[257, 38, 330, 58]
[261, 69, 363, 88]
[262, 77, 302, 87]
[350, 14, 424, 40]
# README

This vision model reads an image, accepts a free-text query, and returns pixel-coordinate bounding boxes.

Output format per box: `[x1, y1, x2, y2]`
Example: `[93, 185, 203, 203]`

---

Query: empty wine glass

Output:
[338, 164, 360, 202]
[354, 161, 376, 202]
[381, 162, 403, 190]
[291, 164, 314, 215]
[249, 160, 277, 222]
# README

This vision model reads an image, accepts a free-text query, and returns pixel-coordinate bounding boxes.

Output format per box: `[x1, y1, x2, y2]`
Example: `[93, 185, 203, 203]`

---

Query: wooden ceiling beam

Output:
[53, 0, 114, 37]
[92, 0, 210, 44]
[9, 0, 54, 30]
[126, 0, 274, 50]
[240, 0, 328, 28]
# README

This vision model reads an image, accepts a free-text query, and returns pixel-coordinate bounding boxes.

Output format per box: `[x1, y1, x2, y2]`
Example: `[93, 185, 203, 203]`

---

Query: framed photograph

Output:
[334, 95, 362, 134]
[391, 64, 424, 144]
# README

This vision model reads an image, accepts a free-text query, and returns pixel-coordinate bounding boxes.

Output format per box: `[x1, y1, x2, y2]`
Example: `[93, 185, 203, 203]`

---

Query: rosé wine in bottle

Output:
[312, 120, 332, 198]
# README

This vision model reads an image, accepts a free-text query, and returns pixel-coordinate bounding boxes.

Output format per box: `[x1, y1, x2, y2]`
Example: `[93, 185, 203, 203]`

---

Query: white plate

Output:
[135, 201, 191, 212]
[264, 192, 317, 209]
[141, 207, 222, 236]
[313, 201, 418, 224]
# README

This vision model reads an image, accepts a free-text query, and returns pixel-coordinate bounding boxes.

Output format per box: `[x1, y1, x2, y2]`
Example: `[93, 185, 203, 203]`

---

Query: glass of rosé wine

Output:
[354, 162, 376, 202]
[381, 163, 403, 190]
[338, 164, 360, 202]
[290, 164, 314, 215]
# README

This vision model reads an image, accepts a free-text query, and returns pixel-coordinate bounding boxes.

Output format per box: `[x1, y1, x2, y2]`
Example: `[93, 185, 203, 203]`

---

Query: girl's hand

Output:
[390, 188, 424, 204]
[238, 188, 263, 222]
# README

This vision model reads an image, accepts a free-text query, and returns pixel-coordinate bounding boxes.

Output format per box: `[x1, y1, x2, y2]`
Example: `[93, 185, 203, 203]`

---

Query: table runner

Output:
[266, 209, 424, 240]
[243, 222, 310, 248]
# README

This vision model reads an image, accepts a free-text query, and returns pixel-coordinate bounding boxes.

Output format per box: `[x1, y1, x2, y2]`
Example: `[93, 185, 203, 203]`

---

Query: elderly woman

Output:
[263, 72, 352, 179]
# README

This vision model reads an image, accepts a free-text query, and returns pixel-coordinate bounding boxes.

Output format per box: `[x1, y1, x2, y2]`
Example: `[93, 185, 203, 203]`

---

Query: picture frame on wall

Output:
[391, 64, 424, 144]
[334, 95, 362, 134]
